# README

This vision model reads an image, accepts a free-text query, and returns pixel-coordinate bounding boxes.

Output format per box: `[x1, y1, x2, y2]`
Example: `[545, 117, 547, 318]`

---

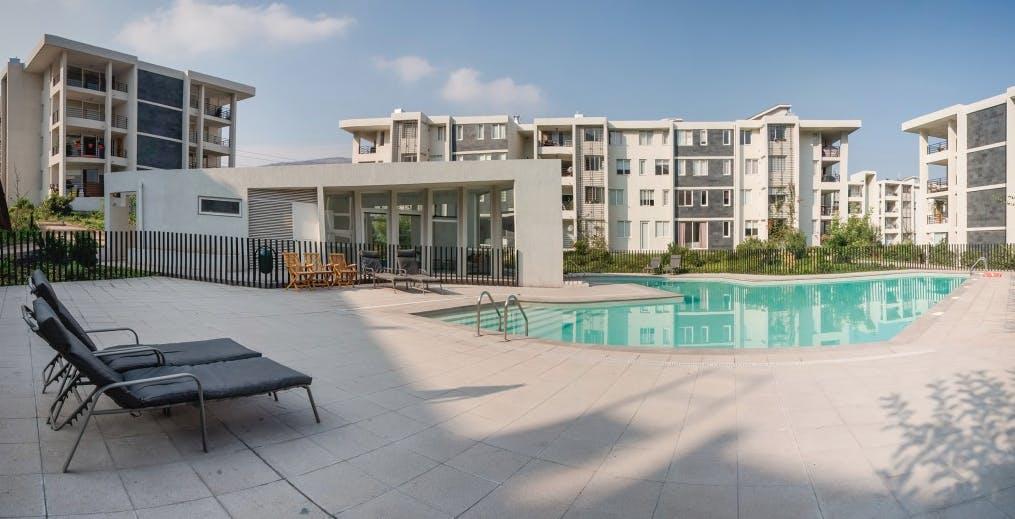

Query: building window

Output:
[609, 189, 625, 205]
[769, 156, 787, 173]
[655, 221, 669, 237]
[616, 159, 631, 175]
[476, 124, 485, 140]
[722, 160, 732, 176]
[740, 130, 752, 145]
[584, 155, 603, 171]
[722, 130, 732, 145]
[699, 190, 708, 206]
[639, 131, 651, 146]
[491, 123, 505, 139]
[723, 190, 732, 206]
[678, 130, 693, 146]
[662, 189, 670, 206]
[662, 131, 668, 145]
[436, 126, 446, 141]
[609, 130, 623, 145]
[639, 189, 655, 206]
[655, 159, 669, 175]
[639, 159, 647, 176]
[723, 221, 732, 238]
[583, 127, 603, 142]
[198, 196, 241, 217]
[639, 328, 655, 345]
[585, 186, 604, 204]
[699, 130, 708, 145]
[769, 125, 787, 142]
[455, 124, 463, 141]
[430, 154, 443, 162]
[742, 189, 751, 205]
[400, 153, 417, 162]
[678, 190, 693, 207]
[616, 220, 631, 238]
[694, 159, 708, 176]
[745, 220, 760, 237]
[745, 159, 759, 175]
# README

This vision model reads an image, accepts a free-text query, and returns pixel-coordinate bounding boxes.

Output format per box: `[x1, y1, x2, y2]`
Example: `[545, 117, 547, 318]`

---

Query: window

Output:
[585, 186, 604, 204]
[639, 328, 655, 345]
[430, 154, 443, 162]
[662, 190, 670, 206]
[583, 127, 603, 142]
[742, 189, 751, 204]
[476, 124, 485, 140]
[198, 196, 241, 217]
[723, 190, 732, 206]
[662, 131, 668, 145]
[740, 129, 752, 145]
[639, 131, 651, 146]
[745, 159, 759, 175]
[655, 159, 669, 175]
[491, 123, 506, 139]
[698, 130, 708, 145]
[455, 124, 464, 141]
[655, 221, 669, 237]
[745, 220, 760, 237]
[699, 190, 708, 206]
[769, 125, 787, 142]
[639, 159, 647, 176]
[723, 221, 731, 238]
[694, 159, 708, 176]
[769, 156, 787, 173]
[616, 220, 631, 238]
[609, 188, 625, 205]
[722, 129, 732, 145]
[678, 190, 693, 207]
[639, 189, 655, 206]
[584, 155, 603, 171]
[436, 126, 446, 141]
[722, 160, 732, 176]
[616, 159, 631, 175]
[678, 130, 693, 146]
[609, 130, 623, 145]
[400, 153, 417, 162]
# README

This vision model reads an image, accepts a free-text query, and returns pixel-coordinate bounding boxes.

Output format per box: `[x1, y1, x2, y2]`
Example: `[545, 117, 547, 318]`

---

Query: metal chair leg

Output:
[197, 392, 207, 453]
[61, 391, 99, 473]
[305, 386, 321, 423]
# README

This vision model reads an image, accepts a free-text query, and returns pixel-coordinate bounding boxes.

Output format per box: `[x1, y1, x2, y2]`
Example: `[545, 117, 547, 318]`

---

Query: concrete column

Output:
[316, 186, 327, 243]
[950, 118, 962, 243]
[196, 84, 205, 168]
[57, 52, 67, 196]
[127, 65, 138, 170]
[491, 186, 502, 249]
[457, 187, 468, 277]
[41, 69, 52, 195]
[181, 76, 190, 169]
[916, 131, 929, 244]
[388, 190, 398, 247]
[103, 61, 113, 176]
[228, 93, 237, 167]
[1007, 96, 1015, 242]
[352, 191, 363, 244]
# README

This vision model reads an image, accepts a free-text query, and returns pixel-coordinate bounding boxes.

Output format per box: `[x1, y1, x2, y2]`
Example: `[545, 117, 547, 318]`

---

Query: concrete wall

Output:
[105, 160, 565, 287]
[1, 62, 44, 203]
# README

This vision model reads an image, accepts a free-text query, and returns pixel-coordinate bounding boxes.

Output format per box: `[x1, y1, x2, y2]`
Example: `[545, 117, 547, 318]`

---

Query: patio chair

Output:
[643, 256, 662, 274]
[358, 250, 383, 283]
[395, 249, 444, 294]
[327, 253, 358, 286]
[304, 253, 335, 287]
[360, 250, 412, 291]
[282, 252, 318, 290]
[662, 255, 682, 274]
[23, 298, 319, 473]
[29, 271, 261, 393]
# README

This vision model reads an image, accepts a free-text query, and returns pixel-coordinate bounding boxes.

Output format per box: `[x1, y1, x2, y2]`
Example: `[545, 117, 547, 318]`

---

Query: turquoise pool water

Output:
[435, 274, 967, 349]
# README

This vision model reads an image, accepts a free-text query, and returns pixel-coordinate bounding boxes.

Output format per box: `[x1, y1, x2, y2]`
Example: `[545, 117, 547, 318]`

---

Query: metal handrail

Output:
[475, 291, 502, 336]
[502, 294, 529, 341]
[969, 256, 987, 275]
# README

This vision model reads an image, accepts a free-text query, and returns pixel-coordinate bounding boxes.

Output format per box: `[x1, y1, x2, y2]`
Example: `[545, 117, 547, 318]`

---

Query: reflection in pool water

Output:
[438, 274, 966, 349]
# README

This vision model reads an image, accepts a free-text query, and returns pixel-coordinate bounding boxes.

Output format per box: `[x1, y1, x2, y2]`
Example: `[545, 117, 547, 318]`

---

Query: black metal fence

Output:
[0, 230, 518, 288]
[565, 243, 1015, 276]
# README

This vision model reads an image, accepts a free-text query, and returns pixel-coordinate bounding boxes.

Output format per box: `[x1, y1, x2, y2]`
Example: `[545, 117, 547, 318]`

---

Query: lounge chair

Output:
[360, 250, 413, 291]
[662, 255, 682, 274]
[29, 271, 260, 393]
[282, 252, 327, 290]
[395, 249, 444, 293]
[643, 256, 662, 274]
[327, 253, 358, 286]
[24, 298, 319, 473]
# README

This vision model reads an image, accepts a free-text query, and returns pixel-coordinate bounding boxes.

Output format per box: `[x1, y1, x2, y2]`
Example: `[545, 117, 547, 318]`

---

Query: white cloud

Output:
[441, 68, 543, 111]
[374, 56, 435, 82]
[117, 0, 353, 57]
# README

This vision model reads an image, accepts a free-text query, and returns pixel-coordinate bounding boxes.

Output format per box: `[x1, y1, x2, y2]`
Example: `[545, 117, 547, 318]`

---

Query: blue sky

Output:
[3, 0, 1014, 174]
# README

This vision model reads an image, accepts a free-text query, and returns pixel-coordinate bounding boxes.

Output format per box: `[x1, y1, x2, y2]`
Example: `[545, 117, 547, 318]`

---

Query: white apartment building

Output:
[847, 171, 919, 244]
[902, 85, 1014, 244]
[0, 35, 254, 210]
[341, 105, 860, 250]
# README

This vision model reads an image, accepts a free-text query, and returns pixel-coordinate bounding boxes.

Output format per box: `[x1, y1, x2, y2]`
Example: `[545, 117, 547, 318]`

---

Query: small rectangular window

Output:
[694, 159, 708, 176]
[722, 130, 732, 145]
[198, 196, 241, 217]
[699, 130, 708, 146]
[722, 221, 731, 237]
[455, 124, 463, 141]
[740, 130, 752, 145]
[722, 160, 732, 176]
[699, 191, 708, 206]
[639, 131, 651, 146]
[609, 188, 625, 205]
[491, 123, 506, 139]
[615, 159, 631, 175]
[584, 155, 603, 171]
[745, 159, 759, 175]
[436, 126, 446, 141]
[476, 124, 485, 140]
[639, 159, 647, 176]
[723, 190, 732, 206]
[678, 190, 693, 207]
[609, 130, 623, 145]
[655, 221, 669, 237]
[639, 189, 655, 206]
[662, 190, 670, 206]
[678, 130, 693, 146]
[655, 159, 669, 175]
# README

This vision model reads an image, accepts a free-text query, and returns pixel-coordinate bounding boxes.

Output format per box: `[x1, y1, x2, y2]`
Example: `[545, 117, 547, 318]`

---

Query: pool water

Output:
[436, 274, 967, 349]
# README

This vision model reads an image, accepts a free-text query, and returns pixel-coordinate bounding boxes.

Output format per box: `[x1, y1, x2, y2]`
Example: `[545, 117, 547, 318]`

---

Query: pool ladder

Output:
[476, 291, 529, 341]
[969, 256, 988, 275]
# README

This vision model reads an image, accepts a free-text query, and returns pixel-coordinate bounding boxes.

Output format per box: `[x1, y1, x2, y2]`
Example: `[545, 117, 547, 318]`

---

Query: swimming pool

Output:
[433, 274, 967, 349]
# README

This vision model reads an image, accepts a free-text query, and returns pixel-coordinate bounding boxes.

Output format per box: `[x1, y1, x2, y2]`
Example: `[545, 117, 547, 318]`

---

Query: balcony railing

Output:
[820, 205, 839, 216]
[359, 144, 376, 154]
[561, 167, 574, 177]
[112, 80, 128, 93]
[65, 78, 104, 92]
[562, 199, 574, 211]
[111, 147, 126, 158]
[927, 178, 948, 192]
[821, 146, 840, 158]
[205, 103, 231, 120]
[66, 105, 104, 122]
[821, 173, 840, 182]
[927, 214, 948, 224]
[927, 141, 948, 154]
[51, 111, 60, 125]
[204, 134, 230, 147]
[111, 114, 128, 129]
[65, 145, 105, 159]
[540, 135, 573, 147]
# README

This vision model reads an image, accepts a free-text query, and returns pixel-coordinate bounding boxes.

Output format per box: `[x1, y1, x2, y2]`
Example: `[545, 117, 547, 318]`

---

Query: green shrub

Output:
[41, 194, 75, 217]
[41, 233, 69, 264]
[9, 198, 36, 231]
[928, 242, 955, 267]
[70, 233, 99, 269]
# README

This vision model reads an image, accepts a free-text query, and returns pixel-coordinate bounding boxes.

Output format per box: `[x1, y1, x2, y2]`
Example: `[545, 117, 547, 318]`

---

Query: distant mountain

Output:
[265, 156, 351, 166]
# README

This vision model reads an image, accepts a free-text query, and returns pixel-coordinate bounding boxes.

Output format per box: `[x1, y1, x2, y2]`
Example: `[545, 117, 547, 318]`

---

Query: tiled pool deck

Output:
[1, 274, 1013, 518]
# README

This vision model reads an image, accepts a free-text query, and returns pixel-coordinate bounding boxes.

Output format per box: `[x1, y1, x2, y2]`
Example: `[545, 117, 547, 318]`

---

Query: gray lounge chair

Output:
[643, 256, 662, 274]
[662, 255, 682, 274]
[24, 298, 319, 473]
[29, 270, 260, 393]
[395, 250, 444, 293]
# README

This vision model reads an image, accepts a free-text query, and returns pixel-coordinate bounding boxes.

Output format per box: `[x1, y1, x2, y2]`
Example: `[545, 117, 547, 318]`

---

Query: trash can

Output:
[257, 246, 274, 274]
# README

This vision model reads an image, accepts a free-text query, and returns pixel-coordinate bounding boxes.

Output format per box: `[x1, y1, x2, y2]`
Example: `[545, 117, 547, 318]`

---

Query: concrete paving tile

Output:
[338, 489, 451, 519]
[43, 471, 133, 516]
[564, 472, 663, 519]
[739, 484, 822, 519]
[598, 445, 670, 482]
[357, 411, 428, 442]
[254, 437, 338, 478]
[394, 426, 477, 462]
[348, 443, 439, 486]
[291, 461, 390, 514]
[189, 449, 281, 495]
[218, 480, 328, 518]
[654, 483, 737, 519]
[308, 423, 388, 461]
[446, 443, 532, 484]
[0, 474, 44, 517]
[0, 443, 41, 476]
[135, 496, 230, 519]
[667, 452, 738, 485]
[120, 461, 212, 509]
[0, 419, 38, 444]
[105, 433, 182, 469]
[399, 465, 499, 516]
[914, 497, 1011, 519]
[461, 460, 594, 519]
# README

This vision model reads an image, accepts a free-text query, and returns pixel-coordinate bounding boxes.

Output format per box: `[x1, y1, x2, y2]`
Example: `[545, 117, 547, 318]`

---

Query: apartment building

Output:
[0, 35, 254, 210]
[341, 105, 860, 250]
[902, 86, 1015, 244]
[847, 171, 919, 244]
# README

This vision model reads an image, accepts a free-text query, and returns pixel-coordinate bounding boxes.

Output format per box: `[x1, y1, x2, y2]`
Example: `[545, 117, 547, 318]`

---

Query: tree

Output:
[822, 216, 881, 248]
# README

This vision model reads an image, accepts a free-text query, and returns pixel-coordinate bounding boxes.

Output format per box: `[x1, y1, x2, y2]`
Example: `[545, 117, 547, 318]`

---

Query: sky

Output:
[2, 0, 1014, 175]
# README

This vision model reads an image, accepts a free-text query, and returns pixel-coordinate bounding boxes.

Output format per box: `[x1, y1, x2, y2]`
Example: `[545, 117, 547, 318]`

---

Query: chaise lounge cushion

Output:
[120, 357, 313, 407]
[102, 338, 261, 372]
[31, 270, 98, 350]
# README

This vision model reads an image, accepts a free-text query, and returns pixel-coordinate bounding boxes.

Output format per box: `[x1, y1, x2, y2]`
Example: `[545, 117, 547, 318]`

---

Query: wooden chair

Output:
[282, 252, 316, 290]
[327, 253, 358, 287]
[304, 253, 334, 287]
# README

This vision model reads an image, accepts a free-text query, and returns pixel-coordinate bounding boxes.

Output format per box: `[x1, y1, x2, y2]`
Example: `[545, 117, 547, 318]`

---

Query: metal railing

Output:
[66, 106, 104, 122]
[358, 144, 376, 154]
[820, 205, 839, 216]
[475, 291, 502, 336]
[927, 214, 948, 224]
[111, 114, 128, 129]
[927, 141, 948, 154]
[821, 173, 840, 182]
[539, 135, 573, 147]
[821, 146, 840, 158]
[65, 146, 104, 159]
[205, 104, 231, 120]
[65, 78, 104, 92]
[203, 134, 230, 147]
[927, 178, 948, 193]
[969, 256, 987, 275]
[502, 294, 529, 341]
[112, 80, 128, 93]
[111, 147, 126, 159]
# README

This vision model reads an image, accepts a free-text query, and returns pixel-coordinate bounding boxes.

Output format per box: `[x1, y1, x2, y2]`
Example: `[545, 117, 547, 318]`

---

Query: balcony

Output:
[562, 197, 574, 211]
[927, 141, 947, 154]
[821, 146, 840, 158]
[820, 205, 839, 217]
[204, 134, 230, 147]
[65, 77, 104, 93]
[927, 178, 948, 193]
[204, 103, 231, 120]
[111, 114, 128, 130]
[359, 144, 376, 155]
[65, 145, 105, 159]
[927, 214, 948, 225]
[112, 80, 128, 94]
[821, 173, 840, 182]
[66, 105, 104, 122]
